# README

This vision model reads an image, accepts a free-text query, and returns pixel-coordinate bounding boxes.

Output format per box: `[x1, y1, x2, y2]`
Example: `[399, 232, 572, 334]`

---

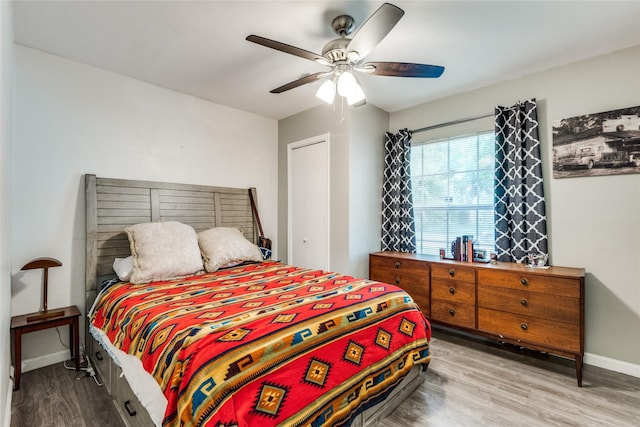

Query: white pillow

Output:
[125, 221, 204, 284]
[113, 256, 134, 282]
[198, 227, 263, 272]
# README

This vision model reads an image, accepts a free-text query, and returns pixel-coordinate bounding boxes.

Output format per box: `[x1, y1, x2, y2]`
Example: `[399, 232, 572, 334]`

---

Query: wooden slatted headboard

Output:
[84, 174, 259, 311]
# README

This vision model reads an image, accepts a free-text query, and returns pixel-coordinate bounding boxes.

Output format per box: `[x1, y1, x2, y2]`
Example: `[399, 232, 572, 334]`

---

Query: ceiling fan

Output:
[246, 2, 445, 106]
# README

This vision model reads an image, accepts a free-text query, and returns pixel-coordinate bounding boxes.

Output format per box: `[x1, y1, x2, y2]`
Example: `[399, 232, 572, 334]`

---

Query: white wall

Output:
[278, 104, 388, 277]
[278, 105, 350, 273]
[11, 45, 278, 370]
[349, 106, 388, 277]
[390, 45, 640, 375]
[1, 1, 15, 424]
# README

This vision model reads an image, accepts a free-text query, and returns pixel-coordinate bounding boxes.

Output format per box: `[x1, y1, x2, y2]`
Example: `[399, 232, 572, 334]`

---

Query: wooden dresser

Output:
[369, 251, 585, 386]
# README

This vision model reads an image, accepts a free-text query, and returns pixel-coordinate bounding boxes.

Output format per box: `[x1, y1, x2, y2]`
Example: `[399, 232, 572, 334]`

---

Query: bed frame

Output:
[84, 174, 423, 427]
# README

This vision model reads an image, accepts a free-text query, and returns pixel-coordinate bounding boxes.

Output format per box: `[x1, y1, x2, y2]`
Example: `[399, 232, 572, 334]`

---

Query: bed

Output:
[84, 174, 431, 427]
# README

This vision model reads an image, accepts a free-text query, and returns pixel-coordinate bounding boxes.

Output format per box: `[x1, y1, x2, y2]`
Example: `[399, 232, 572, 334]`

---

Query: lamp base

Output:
[26, 309, 65, 323]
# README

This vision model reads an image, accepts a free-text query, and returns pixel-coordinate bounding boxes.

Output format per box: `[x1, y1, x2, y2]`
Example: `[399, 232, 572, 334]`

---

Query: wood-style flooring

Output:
[11, 361, 122, 427]
[382, 329, 640, 426]
[11, 330, 640, 427]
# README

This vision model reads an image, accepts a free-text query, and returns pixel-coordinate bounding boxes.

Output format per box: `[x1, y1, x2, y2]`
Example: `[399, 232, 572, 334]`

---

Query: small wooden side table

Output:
[10, 305, 81, 390]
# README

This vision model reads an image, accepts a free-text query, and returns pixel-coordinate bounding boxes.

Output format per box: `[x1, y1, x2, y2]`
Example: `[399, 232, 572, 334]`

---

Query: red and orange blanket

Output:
[90, 261, 431, 426]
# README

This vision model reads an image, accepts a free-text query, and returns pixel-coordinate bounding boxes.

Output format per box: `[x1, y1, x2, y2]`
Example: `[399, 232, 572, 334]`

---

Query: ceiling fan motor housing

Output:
[322, 14, 357, 64]
[322, 38, 351, 63]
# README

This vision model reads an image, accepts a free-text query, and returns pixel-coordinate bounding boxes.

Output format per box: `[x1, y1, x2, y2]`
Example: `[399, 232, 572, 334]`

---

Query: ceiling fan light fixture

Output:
[337, 71, 358, 97]
[346, 82, 366, 106]
[316, 79, 336, 104]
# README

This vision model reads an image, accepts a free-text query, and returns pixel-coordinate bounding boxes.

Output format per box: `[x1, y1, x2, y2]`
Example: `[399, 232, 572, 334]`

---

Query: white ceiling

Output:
[12, 1, 640, 120]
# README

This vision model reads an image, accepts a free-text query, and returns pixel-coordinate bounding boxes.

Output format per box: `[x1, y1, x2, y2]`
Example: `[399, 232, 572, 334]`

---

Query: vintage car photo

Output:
[552, 106, 640, 178]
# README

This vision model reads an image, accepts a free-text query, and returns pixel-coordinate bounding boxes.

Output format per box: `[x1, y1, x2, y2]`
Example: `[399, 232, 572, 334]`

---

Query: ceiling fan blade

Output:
[246, 35, 329, 65]
[359, 62, 445, 78]
[346, 3, 404, 60]
[270, 72, 328, 94]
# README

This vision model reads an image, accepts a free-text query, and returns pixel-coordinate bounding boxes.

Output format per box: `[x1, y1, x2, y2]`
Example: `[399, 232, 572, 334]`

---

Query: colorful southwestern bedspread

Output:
[90, 261, 431, 427]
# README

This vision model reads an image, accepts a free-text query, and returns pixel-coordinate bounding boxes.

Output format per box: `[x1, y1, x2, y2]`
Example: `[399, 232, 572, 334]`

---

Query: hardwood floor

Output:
[11, 330, 640, 427]
[11, 362, 123, 427]
[382, 329, 640, 427]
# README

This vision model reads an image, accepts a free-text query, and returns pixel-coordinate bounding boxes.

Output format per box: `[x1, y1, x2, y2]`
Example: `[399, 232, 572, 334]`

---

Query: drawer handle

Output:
[394, 262, 401, 269]
[520, 323, 528, 331]
[95, 351, 103, 361]
[520, 299, 528, 307]
[394, 277, 400, 285]
[520, 278, 529, 286]
[449, 287, 456, 295]
[448, 269, 455, 277]
[448, 308, 456, 316]
[124, 400, 137, 417]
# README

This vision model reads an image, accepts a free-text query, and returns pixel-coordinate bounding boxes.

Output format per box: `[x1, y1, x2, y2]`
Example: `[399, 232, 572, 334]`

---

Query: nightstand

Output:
[11, 305, 81, 390]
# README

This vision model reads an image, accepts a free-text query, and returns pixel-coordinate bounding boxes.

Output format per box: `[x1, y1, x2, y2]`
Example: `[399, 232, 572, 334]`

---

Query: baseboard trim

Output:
[21, 350, 69, 374]
[585, 352, 640, 378]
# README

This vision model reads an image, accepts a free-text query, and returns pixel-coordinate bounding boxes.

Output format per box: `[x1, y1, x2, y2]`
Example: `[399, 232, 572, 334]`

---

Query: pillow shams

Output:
[198, 227, 263, 272]
[125, 221, 204, 284]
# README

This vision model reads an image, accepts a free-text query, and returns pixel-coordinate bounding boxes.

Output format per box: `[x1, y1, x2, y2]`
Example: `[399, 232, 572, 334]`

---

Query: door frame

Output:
[287, 133, 331, 268]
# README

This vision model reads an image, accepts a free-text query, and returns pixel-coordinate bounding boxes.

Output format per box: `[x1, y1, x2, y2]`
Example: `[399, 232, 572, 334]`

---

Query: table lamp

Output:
[20, 257, 64, 323]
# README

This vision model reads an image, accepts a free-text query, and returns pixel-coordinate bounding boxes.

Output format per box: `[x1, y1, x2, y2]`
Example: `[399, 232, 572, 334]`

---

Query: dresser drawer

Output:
[369, 254, 428, 276]
[431, 299, 476, 329]
[370, 269, 430, 315]
[478, 308, 580, 353]
[477, 269, 580, 298]
[370, 268, 429, 289]
[478, 284, 580, 325]
[431, 264, 475, 283]
[431, 279, 475, 304]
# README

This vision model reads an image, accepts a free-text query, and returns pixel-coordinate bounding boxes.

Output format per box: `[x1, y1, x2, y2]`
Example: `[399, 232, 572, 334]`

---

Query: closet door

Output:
[288, 134, 329, 270]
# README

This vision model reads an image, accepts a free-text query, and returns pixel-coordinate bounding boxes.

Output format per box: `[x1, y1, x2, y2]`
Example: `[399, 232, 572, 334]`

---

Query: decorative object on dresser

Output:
[370, 250, 585, 386]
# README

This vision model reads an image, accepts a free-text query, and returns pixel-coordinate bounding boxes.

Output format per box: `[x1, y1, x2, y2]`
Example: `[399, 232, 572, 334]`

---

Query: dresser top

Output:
[370, 251, 585, 279]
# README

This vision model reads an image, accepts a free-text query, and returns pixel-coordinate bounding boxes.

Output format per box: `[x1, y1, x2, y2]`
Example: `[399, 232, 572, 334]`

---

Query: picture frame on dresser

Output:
[370, 250, 585, 386]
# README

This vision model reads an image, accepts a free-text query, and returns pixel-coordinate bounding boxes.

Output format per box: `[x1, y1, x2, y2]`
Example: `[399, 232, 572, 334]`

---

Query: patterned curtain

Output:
[494, 99, 548, 263]
[381, 129, 416, 252]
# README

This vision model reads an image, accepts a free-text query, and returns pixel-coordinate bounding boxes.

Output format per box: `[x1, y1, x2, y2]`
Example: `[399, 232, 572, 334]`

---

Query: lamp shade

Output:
[316, 79, 336, 104]
[337, 71, 358, 97]
[346, 81, 366, 106]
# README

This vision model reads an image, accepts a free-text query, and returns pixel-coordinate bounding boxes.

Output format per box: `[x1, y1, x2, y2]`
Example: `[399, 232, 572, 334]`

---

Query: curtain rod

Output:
[409, 112, 494, 134]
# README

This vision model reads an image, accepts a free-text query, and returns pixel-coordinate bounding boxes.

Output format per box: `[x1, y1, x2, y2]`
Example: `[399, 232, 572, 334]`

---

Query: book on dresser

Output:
[369, 251, 586, 386]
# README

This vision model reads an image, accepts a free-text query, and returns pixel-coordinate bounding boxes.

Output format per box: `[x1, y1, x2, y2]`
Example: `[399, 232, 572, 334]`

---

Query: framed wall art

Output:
[552, 105, 640, 178]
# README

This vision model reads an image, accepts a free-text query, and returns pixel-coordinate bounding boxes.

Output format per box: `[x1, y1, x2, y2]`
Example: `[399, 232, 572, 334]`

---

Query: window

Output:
[411, 131, 496, 257]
